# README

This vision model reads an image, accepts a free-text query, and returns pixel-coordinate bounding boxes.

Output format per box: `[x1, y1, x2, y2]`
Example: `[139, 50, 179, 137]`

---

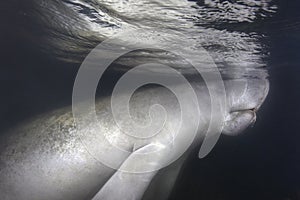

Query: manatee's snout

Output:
[222, 78, 269, 136]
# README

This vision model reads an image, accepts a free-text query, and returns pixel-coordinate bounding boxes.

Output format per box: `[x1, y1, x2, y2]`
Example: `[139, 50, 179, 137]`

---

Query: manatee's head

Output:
[222, 77, 269, 136]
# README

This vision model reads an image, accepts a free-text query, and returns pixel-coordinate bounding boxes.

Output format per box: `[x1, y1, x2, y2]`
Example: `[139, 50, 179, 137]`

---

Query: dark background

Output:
[1, 0, 300, 200]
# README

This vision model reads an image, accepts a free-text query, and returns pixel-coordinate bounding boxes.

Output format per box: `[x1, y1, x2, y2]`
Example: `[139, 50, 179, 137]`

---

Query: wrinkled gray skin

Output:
[1, 0, 274, 199]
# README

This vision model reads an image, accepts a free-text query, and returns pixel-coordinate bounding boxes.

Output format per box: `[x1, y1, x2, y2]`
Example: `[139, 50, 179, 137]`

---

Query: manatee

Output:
[1, 0, 275, 199]
[0, 78, 269, 200]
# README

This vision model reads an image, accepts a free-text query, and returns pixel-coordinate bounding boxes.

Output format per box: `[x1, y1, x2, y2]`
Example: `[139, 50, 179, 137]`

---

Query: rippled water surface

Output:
[24, 0, 277, 79]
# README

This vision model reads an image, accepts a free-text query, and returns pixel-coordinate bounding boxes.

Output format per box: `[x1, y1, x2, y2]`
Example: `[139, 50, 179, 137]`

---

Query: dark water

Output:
[1, 0, 300, 199]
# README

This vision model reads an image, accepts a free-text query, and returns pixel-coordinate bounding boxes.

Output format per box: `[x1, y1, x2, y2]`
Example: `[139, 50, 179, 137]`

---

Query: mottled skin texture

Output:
[0, 78, 269, 200]
[1, 0, 274, 199]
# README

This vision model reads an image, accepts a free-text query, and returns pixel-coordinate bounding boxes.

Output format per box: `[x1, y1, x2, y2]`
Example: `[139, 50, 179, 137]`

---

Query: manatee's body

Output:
[1, 0, 274, 199]
[0, 78, 268, 200]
